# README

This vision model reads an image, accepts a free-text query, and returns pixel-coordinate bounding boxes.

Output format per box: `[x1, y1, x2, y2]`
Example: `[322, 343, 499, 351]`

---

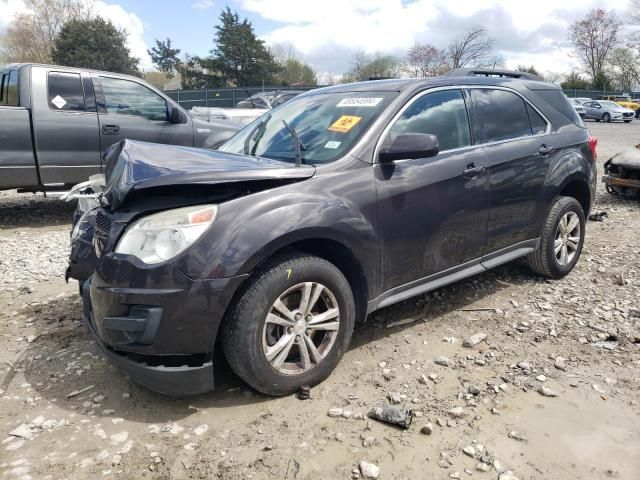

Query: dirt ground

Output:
[1, 121, 639, 480]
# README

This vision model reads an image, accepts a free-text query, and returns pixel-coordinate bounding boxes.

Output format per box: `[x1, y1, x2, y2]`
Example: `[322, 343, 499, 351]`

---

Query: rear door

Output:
[468, 87, 552, 258]
[93, 75, 194, 159]
[375, 88, 490, 290]
[31, 68, 101, 186]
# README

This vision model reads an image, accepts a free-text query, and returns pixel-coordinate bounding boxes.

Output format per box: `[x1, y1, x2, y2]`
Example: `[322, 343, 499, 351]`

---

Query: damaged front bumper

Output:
[80, 257, 247, 396]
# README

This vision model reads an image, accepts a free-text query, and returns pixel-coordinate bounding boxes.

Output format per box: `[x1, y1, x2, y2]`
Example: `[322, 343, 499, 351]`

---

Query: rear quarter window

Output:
[533, 89, 582, 127]
[0, 69, 19, 106]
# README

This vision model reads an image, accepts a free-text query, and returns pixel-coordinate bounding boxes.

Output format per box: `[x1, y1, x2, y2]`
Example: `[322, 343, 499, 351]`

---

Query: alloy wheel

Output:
[262, 282, 340, 375]
[554, 211, 581, 266]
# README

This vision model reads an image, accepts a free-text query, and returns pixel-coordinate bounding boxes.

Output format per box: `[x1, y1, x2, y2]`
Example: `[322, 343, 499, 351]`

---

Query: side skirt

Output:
[366, 239, 539, 315]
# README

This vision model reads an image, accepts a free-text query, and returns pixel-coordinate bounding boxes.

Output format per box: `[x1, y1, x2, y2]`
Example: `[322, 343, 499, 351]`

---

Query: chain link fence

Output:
[165, 86, 316, 109]
[562, 89, 640, 99]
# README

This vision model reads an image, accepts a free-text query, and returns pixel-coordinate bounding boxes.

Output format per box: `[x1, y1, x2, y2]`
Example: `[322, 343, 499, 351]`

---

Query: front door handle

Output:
[463, 163, 486, 178]
[102, 124, 120, 135]
[538, 144, 554, 156]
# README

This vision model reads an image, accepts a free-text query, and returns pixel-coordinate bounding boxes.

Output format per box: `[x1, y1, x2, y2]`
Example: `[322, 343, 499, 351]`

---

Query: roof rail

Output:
[445, 68, 542, 81]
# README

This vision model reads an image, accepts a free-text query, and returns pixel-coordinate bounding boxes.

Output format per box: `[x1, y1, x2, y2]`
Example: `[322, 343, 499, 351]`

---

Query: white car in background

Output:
[568, 98, 586, 118]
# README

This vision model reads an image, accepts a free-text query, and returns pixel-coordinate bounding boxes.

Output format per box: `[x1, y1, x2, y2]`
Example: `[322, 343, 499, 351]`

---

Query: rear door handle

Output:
[463, 163, 486, 178]
[538, 144, 554, 156]
[102, 124, 120, 135]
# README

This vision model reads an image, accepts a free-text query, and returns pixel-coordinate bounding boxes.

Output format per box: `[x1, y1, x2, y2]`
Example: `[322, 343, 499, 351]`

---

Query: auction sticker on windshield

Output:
[328, 115, 362, 133]
[336, 97, 383, 107]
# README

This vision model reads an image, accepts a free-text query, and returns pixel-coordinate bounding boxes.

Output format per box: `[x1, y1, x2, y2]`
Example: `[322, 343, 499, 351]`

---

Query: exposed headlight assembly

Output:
[115, 205, 218, 264]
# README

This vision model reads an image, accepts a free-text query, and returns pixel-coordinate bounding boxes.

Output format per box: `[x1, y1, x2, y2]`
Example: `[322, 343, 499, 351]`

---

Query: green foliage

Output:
[516, 65, 541, 76]
[276, 58, 316, 86]
[560, 71, 590, 90]
[209, 7, 280, 86]
[592, 70, 612, 90]
[52, 17, 139, 75]
[343, 52, 401, 82]
[148, 38, 181, 76]
[179, 55, 224, 89]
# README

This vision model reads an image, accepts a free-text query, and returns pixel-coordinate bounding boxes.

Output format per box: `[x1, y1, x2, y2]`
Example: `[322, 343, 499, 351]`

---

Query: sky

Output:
[0, 0, 634, 79]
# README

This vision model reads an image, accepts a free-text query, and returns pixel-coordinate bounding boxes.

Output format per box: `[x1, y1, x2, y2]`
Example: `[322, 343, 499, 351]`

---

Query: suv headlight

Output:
[115, 205, 218, 264]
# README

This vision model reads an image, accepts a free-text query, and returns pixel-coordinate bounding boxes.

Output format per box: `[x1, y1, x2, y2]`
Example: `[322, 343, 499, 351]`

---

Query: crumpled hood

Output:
[102, 140, 315, 209]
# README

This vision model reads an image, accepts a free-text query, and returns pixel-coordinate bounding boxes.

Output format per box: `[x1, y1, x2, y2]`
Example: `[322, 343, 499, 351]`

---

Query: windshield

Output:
[601, 101, 621, 108]
[219, 91, 397, 164]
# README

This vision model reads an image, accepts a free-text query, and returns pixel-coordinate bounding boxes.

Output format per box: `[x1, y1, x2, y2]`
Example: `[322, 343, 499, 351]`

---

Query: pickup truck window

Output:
[0, 70, 18, 106]
[100, 76, 168, 121]
[48, 72, 85, 111]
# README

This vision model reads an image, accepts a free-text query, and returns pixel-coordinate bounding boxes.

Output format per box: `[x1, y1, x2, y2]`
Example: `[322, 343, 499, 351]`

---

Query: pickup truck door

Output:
[93, 75, 194, 160]
[30, 68, 101, 186]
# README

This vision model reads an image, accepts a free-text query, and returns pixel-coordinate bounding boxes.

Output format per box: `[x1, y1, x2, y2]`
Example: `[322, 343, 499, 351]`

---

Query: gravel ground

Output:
[0, 121, 639, 480]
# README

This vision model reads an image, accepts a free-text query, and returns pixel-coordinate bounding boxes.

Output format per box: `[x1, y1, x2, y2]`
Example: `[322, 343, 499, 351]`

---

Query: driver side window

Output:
[388, 89, 471, 152]
[100, 76, 168, 121]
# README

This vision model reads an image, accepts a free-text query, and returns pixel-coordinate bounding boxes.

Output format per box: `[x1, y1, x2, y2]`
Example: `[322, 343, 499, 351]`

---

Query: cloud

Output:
[192, 0, 214, 9]
[0, 0, 29, 34]
[93, 1, 151, 68]
[240, 0, 631, 75]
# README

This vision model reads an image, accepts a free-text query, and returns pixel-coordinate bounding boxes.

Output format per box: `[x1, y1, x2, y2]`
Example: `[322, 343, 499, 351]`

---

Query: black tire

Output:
[602, 113, 611, 122]
[527, 196, 585, 279]
[222, 254, 355, 396]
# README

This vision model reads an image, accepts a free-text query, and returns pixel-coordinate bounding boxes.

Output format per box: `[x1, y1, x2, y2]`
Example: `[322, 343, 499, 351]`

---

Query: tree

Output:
[343, 52, 402, 82]
[568, 9, 620, 84]
[209, 7, 280, 86]
[52, 17, 140, 75]
[516, 65, 541, 77]
[269, 42, 317, 86]
[0, 0, 92, 63]
[148, 38, 181, 77]
[179, 55, 224, 89]
[608, 47, 640, 91]
[560, 71, 590, 90]
[446, 28, 495, 69]
[405, 42, 449, 77]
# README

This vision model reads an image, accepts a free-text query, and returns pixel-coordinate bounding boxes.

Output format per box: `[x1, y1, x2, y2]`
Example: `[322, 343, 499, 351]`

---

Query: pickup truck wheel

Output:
[527, 197, 585, 279]
[222, 254, 355, 396]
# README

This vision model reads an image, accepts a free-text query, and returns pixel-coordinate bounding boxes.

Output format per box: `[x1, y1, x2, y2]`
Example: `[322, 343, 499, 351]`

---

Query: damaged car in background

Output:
[66, 69, 597, 397]
[603, 143, 640, 198]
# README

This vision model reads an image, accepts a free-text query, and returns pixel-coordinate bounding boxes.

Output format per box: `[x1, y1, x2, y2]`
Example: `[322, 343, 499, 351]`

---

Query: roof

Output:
[6, 63, 143, 82]
[305, 73, 557, 97]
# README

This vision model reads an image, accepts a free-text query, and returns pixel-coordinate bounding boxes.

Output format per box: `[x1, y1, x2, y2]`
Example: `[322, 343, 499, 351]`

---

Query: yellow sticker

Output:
[328, 115, 362, 133]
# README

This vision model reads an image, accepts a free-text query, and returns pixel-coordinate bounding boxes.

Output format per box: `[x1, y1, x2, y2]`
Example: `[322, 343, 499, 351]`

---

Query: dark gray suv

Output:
[72, 69, 597, 396]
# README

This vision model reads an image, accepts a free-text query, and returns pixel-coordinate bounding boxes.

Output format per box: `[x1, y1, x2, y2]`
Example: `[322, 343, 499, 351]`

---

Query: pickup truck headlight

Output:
[115, 205, 218, 264]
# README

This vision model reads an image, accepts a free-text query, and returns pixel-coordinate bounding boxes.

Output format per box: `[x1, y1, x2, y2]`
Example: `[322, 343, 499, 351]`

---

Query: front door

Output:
[94, 75, 194, 162]
[375, 89, 489, 291]
[31, 68, 101, 186]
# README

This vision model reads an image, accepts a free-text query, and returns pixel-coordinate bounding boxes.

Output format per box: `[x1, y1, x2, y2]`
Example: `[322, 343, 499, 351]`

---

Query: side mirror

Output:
[168, 104, 186, 124]
[379, 133, 440, 163]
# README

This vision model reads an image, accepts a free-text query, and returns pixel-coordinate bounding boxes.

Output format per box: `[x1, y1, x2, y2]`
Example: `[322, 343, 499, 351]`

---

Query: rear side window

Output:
[471, 89, 532, 143]
[100, 76, 168, 121]
[533, 89, 582, 126]
[389, 89, 471, 151]
[48, 72, 85, 111]
[527, 104, 548, 135]
[0, 70, 19, 106]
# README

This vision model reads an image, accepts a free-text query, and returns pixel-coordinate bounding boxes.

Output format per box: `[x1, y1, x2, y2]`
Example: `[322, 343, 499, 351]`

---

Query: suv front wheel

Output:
[527, 196, 585, 279]
[222, 254, 355, 396]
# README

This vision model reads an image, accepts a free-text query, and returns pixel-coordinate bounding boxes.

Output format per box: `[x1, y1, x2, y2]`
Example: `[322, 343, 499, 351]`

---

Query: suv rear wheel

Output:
[222, 254, 355, 395]
[527, 196, 585, 279]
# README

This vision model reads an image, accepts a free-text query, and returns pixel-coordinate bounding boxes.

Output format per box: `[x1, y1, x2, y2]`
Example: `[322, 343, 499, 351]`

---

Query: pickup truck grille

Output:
[96, 210, 112, 233]
[94, 209, 112, 256]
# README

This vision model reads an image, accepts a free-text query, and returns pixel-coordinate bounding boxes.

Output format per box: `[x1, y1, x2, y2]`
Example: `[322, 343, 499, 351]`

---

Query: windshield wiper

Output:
[243, 114, 271, 156]
[281, 120, 306, 167]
